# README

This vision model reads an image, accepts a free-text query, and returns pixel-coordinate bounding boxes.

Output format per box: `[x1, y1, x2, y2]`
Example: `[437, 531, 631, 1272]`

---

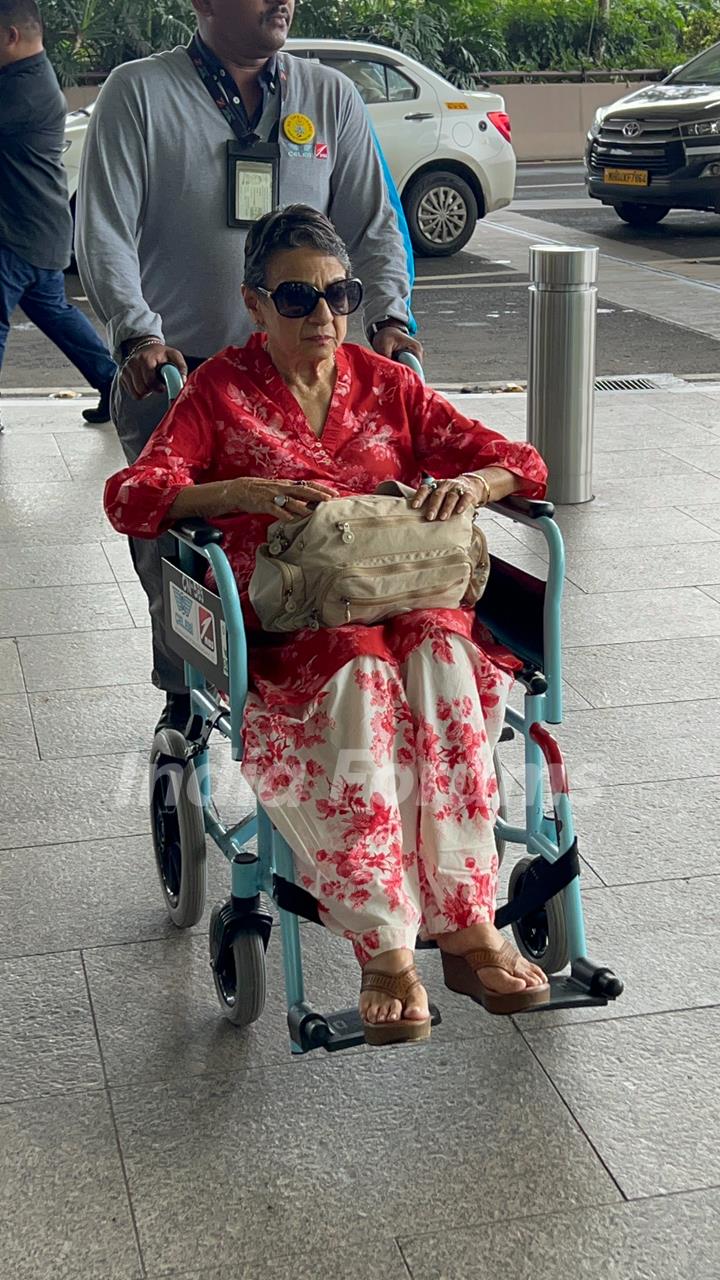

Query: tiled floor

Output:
[1, 390, 719, 1279]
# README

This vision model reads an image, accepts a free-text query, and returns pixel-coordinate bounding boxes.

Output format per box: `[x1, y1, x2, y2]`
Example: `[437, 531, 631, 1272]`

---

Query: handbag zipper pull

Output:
[344, 599, 351, 623]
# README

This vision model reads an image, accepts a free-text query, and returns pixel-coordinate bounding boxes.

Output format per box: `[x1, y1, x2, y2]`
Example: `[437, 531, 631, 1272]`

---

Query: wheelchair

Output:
[150, 359, 623, 1055]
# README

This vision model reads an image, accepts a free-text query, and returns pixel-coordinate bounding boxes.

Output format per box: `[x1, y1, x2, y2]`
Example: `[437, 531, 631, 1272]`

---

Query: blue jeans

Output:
[0, 244, 116, 390]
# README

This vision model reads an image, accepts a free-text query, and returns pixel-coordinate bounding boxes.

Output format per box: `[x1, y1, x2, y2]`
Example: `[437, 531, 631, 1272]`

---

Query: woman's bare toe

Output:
[403, 989, 430, 1022]
[476, 966, 526, 996]
[515, 957, 549, 988]
[360, 993, 401, 1025]
[436, 923, 549, 995]
[360, 985, 429, 1024]
[359, 949, 429, 1025]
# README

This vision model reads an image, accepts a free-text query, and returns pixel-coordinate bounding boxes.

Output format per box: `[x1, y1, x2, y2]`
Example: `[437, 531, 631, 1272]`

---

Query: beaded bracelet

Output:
[120, 337, 163, 370]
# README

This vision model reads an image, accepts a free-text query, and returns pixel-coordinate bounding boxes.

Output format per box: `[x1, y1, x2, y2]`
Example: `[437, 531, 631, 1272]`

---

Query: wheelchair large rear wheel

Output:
[508, 855, 569, 974]
[209, 904, 267, 1027]
[149, 728, 207, 928]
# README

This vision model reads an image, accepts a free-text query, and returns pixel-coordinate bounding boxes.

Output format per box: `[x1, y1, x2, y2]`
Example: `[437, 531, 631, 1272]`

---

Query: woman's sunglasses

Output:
[255, 277, 364, 319]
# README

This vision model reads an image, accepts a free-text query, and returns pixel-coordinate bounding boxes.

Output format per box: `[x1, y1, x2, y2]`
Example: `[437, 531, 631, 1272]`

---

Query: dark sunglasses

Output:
[255, 277, 364, 318]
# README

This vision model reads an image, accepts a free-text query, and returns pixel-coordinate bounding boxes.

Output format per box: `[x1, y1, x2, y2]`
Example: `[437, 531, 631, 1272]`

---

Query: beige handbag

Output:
[249, 481, 490, 632]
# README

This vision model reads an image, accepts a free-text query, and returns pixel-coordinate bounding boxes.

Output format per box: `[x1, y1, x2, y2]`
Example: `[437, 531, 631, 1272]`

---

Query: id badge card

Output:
[226, 141, 279, 228]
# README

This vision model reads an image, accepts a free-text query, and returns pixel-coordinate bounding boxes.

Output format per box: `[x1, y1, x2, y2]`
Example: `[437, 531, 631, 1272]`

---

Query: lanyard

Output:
[188, 33, 278, 145]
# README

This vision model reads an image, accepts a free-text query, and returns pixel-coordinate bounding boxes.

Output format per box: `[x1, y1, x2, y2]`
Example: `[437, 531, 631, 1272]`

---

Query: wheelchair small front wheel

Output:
[508, 855, 569, 974]
[149, 728, 207, 928]
[210, 904, 267, 1027]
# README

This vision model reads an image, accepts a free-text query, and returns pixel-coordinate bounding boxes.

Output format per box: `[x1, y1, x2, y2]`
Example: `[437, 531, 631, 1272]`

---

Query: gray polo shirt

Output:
[0, 51, 73, 270]
[76, 46, 411, 359]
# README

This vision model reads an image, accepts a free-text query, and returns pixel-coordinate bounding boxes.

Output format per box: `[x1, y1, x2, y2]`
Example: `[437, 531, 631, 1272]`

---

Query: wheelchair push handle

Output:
[161, 362, 185, 404]
[394, 349, 425, 382]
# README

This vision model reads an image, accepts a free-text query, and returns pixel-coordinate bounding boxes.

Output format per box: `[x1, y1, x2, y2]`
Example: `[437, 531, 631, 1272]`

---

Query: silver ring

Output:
[273, 494, 288, 508]
[452, 483, 467, 497]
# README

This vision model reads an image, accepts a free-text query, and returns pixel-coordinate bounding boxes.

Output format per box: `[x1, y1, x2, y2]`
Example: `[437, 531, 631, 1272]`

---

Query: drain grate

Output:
[594, 376, 658, 391]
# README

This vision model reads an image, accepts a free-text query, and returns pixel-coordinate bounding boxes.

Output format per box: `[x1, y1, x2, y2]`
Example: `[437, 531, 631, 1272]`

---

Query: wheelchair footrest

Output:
[288, 1001, 442, 1053]
[533, 957, 624, 1014]
[540, 974, 611, 1012]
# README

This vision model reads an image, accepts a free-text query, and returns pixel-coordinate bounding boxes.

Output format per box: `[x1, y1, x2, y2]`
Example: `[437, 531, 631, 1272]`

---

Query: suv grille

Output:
[589, 116, 684, 177]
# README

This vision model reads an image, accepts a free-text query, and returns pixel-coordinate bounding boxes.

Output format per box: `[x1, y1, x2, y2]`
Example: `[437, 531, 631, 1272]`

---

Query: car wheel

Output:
[405, 171, 479, 257]
[613, 203, 670, 227]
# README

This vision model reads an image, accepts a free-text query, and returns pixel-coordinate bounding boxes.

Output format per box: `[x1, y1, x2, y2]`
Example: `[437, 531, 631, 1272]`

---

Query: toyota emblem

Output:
[622, 121, 642, 137]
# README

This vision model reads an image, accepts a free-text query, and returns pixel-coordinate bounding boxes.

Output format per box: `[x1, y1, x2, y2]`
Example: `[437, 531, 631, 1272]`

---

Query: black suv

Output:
[585, 41, 720, 226]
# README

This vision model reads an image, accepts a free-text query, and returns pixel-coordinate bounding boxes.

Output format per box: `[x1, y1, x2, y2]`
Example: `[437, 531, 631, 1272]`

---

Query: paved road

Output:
[515, 159, 720, 258]
[4, 159, 720, 392]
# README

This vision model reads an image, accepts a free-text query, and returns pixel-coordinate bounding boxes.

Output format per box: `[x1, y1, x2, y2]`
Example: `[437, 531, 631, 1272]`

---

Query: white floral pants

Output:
[241, 634, 511, 965]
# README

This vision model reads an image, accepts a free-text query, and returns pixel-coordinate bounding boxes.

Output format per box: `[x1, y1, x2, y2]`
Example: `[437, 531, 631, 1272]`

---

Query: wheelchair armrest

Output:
[490, 495, 555, 520]
[172, 518, 225, 546]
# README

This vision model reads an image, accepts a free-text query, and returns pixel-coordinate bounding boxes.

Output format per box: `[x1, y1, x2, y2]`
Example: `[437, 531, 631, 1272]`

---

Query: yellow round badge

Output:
[283, 113, 316, 145]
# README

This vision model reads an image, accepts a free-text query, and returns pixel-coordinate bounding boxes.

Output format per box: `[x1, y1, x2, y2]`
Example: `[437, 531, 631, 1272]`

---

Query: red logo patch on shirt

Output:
[314, 142, 329, 159]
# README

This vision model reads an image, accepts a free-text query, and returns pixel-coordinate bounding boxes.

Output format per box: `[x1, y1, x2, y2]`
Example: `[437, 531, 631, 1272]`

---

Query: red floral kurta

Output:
[105, 334, 547, 710]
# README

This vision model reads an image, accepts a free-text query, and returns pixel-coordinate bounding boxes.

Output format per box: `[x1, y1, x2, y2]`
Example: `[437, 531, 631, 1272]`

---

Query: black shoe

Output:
[82, 383, 113, 424]
[154, 692, 192, 735]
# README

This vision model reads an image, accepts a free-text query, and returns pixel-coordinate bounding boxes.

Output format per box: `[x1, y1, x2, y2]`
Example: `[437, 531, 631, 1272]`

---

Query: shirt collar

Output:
[0, 50, 47, 78]
[193, 33, 278, 92]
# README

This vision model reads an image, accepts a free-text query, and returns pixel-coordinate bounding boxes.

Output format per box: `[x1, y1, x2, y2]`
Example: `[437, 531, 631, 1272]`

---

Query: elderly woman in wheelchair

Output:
[105, 204, 560, 1046]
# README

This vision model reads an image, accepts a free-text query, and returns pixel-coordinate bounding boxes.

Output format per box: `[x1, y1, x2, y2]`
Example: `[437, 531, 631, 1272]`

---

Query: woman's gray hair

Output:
[244, 204, 352, 289]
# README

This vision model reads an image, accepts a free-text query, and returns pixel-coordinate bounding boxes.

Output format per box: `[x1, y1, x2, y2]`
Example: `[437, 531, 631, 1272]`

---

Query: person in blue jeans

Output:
[0, 0, 115, 425]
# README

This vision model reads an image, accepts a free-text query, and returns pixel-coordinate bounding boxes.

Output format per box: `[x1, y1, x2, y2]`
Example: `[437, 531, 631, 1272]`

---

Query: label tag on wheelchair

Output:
[162, 559, 229, 686]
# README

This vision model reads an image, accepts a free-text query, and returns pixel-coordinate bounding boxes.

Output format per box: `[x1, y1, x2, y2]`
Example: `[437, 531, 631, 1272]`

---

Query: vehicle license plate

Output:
[604, 168, 649, 186]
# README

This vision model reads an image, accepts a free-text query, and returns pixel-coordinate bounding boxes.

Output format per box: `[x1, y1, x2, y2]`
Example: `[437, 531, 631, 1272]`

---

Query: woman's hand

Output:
[225, 477, 338, 521]
[168, 476, 339, 524]
[410, 473, 490, 522]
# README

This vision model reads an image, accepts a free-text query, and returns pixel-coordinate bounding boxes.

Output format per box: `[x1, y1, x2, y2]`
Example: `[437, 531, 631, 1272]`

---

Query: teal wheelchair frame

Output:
[150, 362, 622, 1056]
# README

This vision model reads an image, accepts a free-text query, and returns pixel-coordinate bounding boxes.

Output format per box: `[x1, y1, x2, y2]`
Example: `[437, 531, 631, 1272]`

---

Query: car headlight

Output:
[589, 107, 608, 138]
[682, 118, 720, 137]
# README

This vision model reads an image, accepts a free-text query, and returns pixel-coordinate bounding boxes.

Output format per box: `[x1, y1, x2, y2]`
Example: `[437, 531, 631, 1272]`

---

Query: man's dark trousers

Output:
[0, 243, 116, 388]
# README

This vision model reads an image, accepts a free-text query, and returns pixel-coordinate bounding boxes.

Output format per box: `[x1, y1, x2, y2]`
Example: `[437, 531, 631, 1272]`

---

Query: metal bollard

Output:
[527, 245, 598, 504]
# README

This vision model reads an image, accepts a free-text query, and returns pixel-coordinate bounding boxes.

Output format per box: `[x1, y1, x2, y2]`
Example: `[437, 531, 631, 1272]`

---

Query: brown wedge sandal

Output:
[360, 964, 432, 1046]
[441, 941, 550, 1015]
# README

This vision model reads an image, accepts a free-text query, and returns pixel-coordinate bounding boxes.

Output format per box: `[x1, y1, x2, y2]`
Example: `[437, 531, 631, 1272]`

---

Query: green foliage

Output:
[43, 0, 193, 83]
[603, 0, 685, 68]
[294, 0, 502, 88]
[498, 0, 595, 71]
[680, 0, 720, 58]
[493, 0, 686, 72]
[41, 0, 720, 86]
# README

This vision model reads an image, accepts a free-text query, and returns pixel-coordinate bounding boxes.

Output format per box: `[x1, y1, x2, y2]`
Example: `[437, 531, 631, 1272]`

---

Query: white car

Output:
[63, 39, 515, 257]
[62, 104, 93, 214]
